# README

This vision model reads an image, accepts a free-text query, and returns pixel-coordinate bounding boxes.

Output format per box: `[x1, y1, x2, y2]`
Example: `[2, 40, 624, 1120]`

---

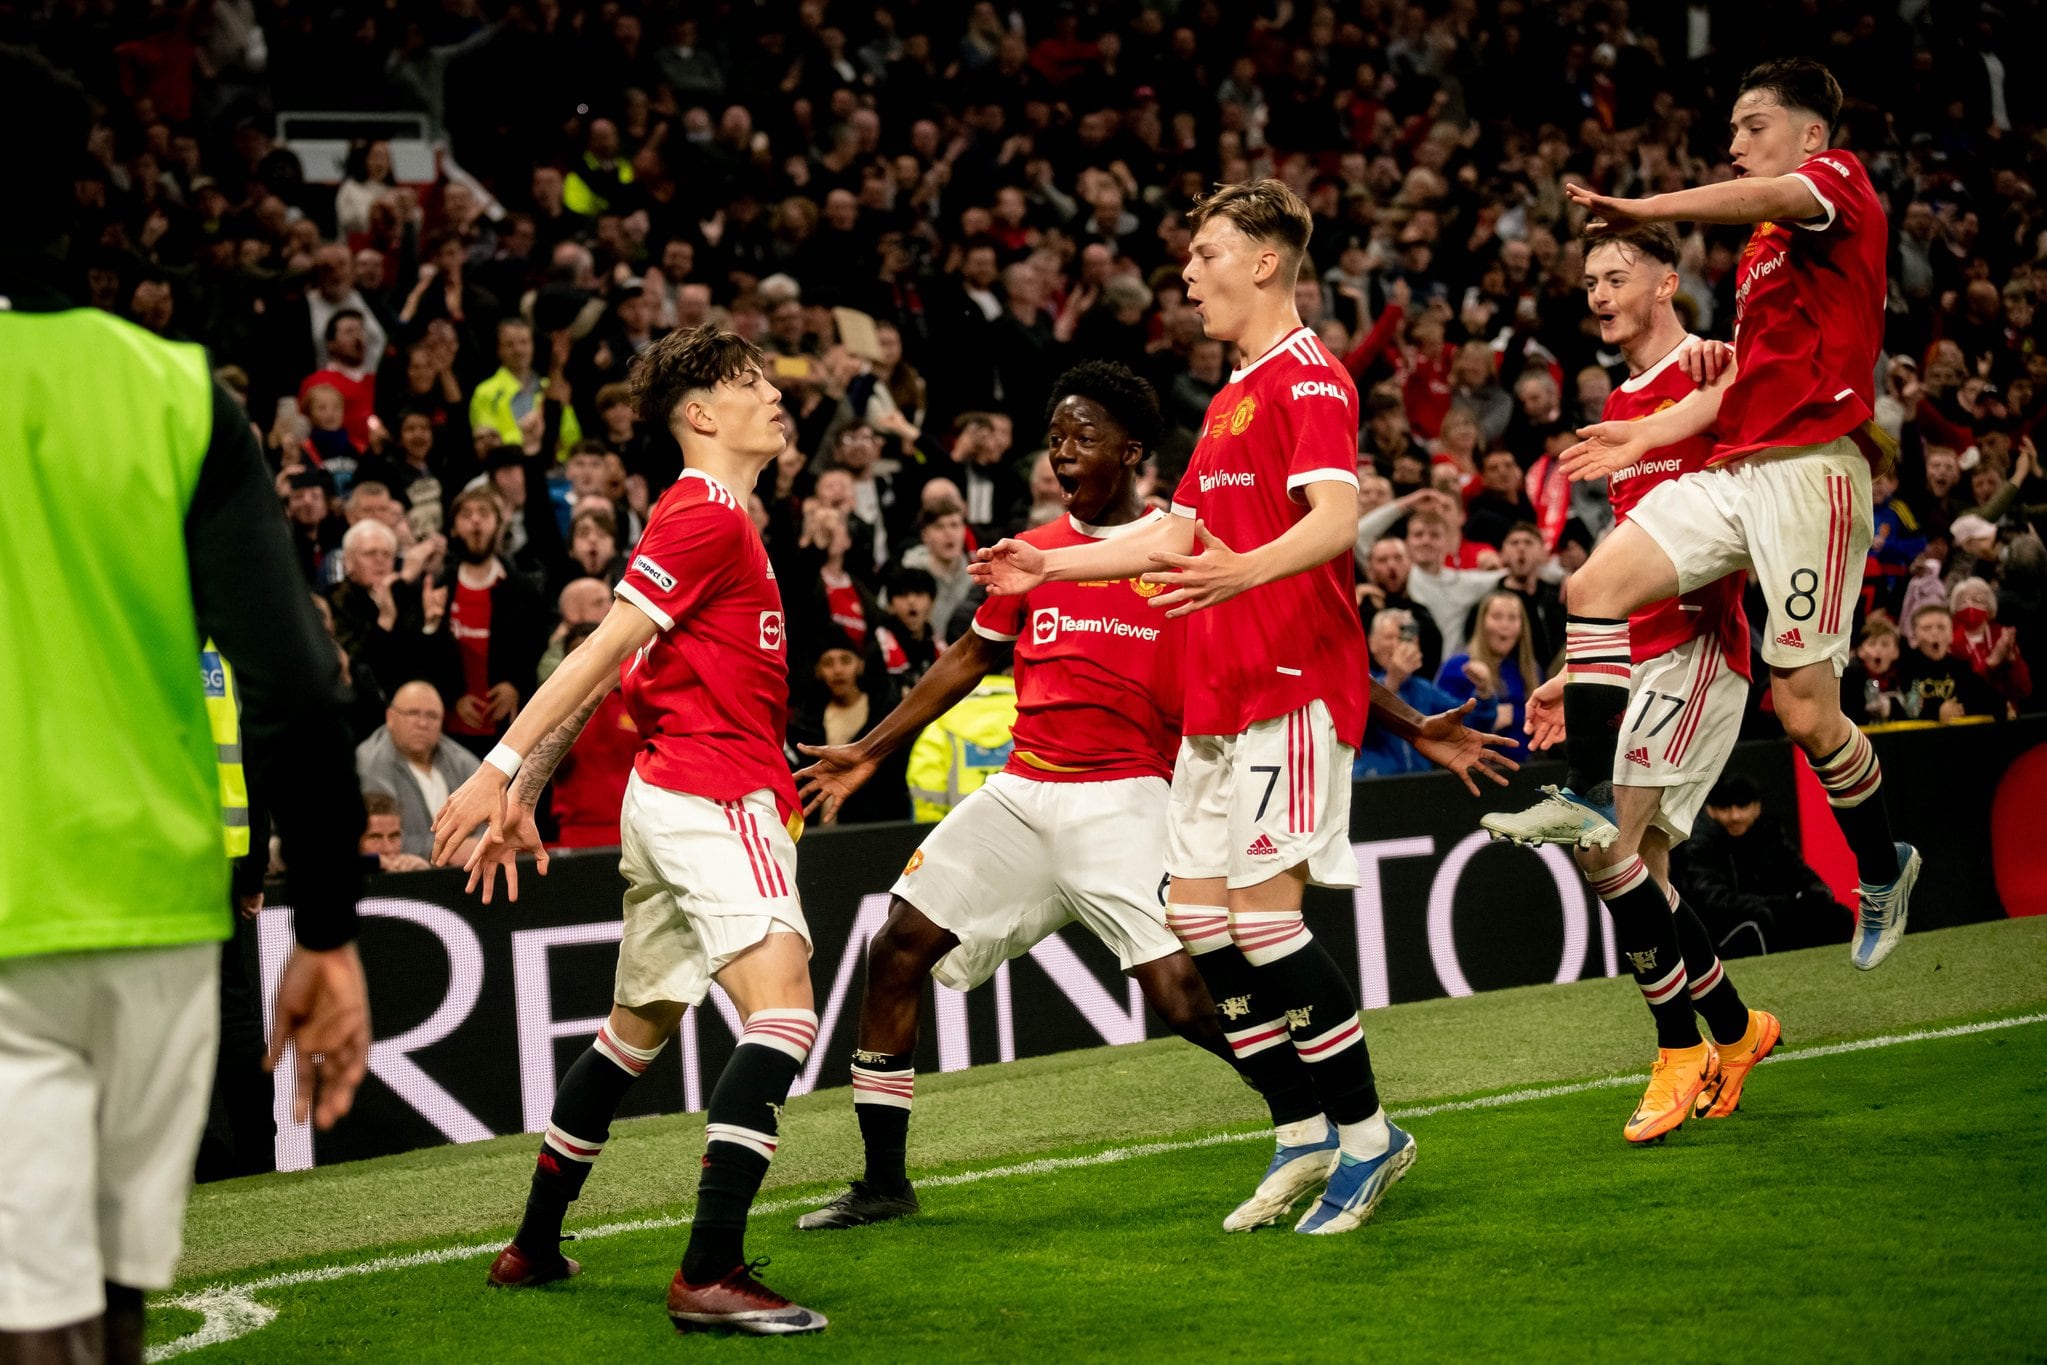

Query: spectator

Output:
[1403, 504, 1502, 647]
[1673, 776, 1848, 957]
[786, 635, 907, 825]
[285, 469, 345, 588]
[1434, 590, 1541, 764]
[898, 501, 974, 631]
[355, 681, 484, 860]
[1448, 343, 1512, 447]
[1355, 607, 1491, 778]
[1898, 604, 1999, 720]
[536, 578, 615, 686]
[358, 791, 430, 873]
[1950, 579, 2031, 711]
[1465, 448, 1538, 551]
[546, 622, 640, 849]
[470, 318, 582, 457]
[1356, 534, 1445, 678]
[335, 141, 397, 238]
[298, 310, 378, 448]
[1496, 522, 1565, 672]
[438, 486, 548, 755]
[567, 504, 627, 584]
[939, 412, 1026, 543]
[868, 565, 942, 703]
[1841, 618, 1908, 724]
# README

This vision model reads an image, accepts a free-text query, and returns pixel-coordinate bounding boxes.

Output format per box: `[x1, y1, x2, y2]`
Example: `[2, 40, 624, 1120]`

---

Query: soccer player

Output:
[1482, 58, 1920, 972]
[432, 326, 826, 1335]
[975, 180, 1517, 1234]
[790, 362, 1322, 1230]
[1508, 226, 1780, 1142]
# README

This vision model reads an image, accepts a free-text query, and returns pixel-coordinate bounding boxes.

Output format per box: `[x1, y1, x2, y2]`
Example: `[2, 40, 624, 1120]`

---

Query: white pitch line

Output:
[147, 1009, 2047, 1361]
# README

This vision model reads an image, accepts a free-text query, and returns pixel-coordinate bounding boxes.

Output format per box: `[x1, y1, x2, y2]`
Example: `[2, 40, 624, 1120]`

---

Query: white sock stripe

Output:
[1815, 730, 1882, 807]
[1294, 1016, 1364, 1060]
[544, 1124, 604, 1162]
[704, 1123, 778, 1160]
[592, 1027, 663, 1075]
[1224, 1018, 1292, 1058]
[1639, 962, 1689, 1005]
[1587, 858, 1649, 901]
[851, 1064, 915, 1111]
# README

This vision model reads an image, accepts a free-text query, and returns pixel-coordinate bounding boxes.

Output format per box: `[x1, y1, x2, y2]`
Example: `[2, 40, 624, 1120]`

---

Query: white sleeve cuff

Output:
[1169, 501, 1199, 519]
[1286, 468, 1361, 490]
[614, 580, 675, 631]
[1786, 172, 1838, 232]
[972, 621, 1021, 643]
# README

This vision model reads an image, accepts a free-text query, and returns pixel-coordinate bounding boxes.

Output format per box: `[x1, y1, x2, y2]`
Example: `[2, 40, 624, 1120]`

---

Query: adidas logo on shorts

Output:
[1245, 833, 1280, 857]
[1775, 627, 1806, 649]
[1625, 747, 1652, 768]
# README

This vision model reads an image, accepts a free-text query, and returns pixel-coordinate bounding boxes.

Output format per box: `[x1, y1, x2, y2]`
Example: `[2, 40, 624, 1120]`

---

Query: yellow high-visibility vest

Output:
[906, 676, 1017, 823]
[202, 643, 250, 858]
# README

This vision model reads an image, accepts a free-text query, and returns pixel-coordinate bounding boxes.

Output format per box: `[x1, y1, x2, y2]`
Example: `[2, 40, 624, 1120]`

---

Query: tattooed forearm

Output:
[512, 678, 613, 806]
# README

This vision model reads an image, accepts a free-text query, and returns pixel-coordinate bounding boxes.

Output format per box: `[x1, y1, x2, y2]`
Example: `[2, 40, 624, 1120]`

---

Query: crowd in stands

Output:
[18, 0, 2046, 862]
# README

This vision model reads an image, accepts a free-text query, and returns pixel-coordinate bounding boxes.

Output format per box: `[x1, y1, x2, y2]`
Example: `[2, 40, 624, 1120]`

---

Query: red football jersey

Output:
[614, 470, 798, 816]
[1714, 149, 1887, 464]
[1604, 338, 1753, 680]
[973, 510, 1182, 783]
[1170, 326, 1369, 746]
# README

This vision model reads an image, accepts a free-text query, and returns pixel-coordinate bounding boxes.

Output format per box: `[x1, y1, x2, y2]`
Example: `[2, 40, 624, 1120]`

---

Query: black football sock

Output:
[1587, 856, 1701, 1049]
[1810, 728, 1901, 885]
[1562, 615, 1633, 800]
[1670, 888, 1751, 1046]
[1230, 911, 1381, 1129]
[1165, 907, 1322, 1128]
[681, 1009, 816, 1285]
[516, 1026, 664, 1255]
[850, 1050, 914, 1191]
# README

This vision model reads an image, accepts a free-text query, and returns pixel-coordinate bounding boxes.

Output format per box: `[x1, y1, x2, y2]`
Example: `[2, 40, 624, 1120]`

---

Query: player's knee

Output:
[1227, 909, 1309, 965]
[1139, 959, 1217, 1037]
[867, 902, 951, 984]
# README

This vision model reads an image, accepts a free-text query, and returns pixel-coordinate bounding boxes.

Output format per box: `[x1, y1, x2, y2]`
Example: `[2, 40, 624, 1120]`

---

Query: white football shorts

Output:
[892, 771, 1181, 992]
[1165, 699, 1359, 890]
[0, 941, 218, 1330]
[1625, 435, 1872, 675]
[614, 772, 810, 1009]
[1613, 631, 1749, 842]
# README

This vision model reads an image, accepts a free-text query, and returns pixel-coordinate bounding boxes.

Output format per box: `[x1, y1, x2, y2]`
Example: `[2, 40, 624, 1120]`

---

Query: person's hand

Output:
[550, 327, 573, 374]
[1938, 697, 1966, 721]
[1460, 295, 1496, 335]
[971, 538, 1048, 596]
[1565, 182, 1655, 233]
[1679, 339, 1735, 386]
[140, 209, 171, 251]
[1386, 275, 1412, 310]
[263, 944, 370, 1130]
[453, 693, 490, 731]
[2020, 437, 2040, 480]
[1462, 657, 1495, 693]
[1524, 673, 1565, 750]
[432, 765, 508, 865]
[420, 575, 449, 631]
[463, 797, 549, 903]
[1872, 520, 1891, 550]
[1559, 420, 1652, 481]
[380, 852, 433, 872]
[485, 681, 521, 722]
[368, 573, 399, 631]
[1142, 522, 1254, 618]
[1473, 547, 1503, 570]
[1383, 639, 1420, 691]
[794, 743, 880, 824]
[1411, 698, 1521, 795]
[236, 891, 265, 920]
[1989, 630, 2015, 666]
[1357, 580, 1386, 611]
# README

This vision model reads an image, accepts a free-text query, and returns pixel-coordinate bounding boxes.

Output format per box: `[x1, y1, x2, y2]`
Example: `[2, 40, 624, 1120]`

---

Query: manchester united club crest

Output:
[902, 848, 925, 876]
[1229, 396, 1257, 434]
[1129, 576, 1166, 598]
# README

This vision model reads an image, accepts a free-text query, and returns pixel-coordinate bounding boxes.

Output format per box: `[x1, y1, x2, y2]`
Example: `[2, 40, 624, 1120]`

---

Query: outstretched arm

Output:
[1368, 679, 1519, 796]
[973, 514, 1195, 595]
[795, 630, 1003, 822]
[1559, 360, 1737, 482]
[1567, 175, 1823, 231]
[1143, 481, 1358, 619]
[431, 596, 656, 872]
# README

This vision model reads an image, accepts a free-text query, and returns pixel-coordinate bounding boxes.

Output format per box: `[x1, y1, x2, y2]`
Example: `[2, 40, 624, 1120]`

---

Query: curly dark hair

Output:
[629, 323, 767, 430]
[1045, 360, 1163, 455]
[1737, 57, 1845, 134]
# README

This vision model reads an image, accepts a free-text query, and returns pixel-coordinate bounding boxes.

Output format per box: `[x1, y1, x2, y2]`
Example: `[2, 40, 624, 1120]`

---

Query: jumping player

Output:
[1483, 58, 1919, 972]
[792, 363, 1326, 1229]
[975, 180, 1517, 1234]
[432, 326, 826, 1335]
[1507, 227, 1780, 1143]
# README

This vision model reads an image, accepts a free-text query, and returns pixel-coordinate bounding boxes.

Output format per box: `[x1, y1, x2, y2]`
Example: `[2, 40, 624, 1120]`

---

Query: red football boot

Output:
[486, 1240, 580, 1289]
[667, 1259, 827, 1335]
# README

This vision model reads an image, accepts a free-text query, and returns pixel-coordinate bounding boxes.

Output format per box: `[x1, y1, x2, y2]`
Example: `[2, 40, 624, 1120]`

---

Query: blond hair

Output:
[1468, 590, 1542, 695]
[1187, 178, 1313, 285]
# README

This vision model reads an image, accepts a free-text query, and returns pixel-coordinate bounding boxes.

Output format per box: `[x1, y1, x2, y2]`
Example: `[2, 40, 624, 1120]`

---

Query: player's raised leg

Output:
[489, 999, 680, 1287]
[795, 899, 957, 1230]
[667, 929, 825, 1335]
[1482, 522, 1679, 849]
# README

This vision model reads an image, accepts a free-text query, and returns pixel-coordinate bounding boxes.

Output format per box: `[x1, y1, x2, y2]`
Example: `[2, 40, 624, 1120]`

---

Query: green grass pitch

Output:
[154, 918, 2047, 1361]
